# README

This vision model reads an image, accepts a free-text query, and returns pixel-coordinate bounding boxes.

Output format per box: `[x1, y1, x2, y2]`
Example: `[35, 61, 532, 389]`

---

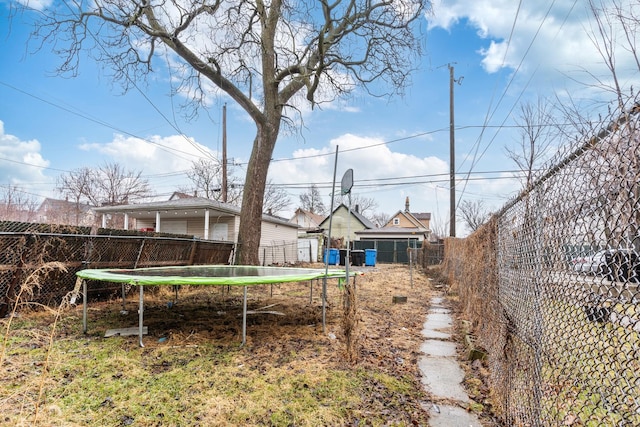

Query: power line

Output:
[457, 0, 561, 204]
[272, 169, 531, 189]
[1, 78, 593, 171]
[0, 153, 69, 173]
[58, 0, 218, 163]
[0, 81, 212, 164]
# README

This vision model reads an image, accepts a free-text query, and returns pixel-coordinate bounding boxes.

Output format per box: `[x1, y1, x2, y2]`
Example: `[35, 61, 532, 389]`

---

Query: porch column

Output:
[155, 211, 161, 232]
[124, 213, 129, 230]
[101, 214, 107, 228]
[204, 209, 210, 240]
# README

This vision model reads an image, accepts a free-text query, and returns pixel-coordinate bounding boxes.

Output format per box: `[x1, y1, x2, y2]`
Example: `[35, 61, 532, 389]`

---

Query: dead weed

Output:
[1, 263, 448, 426]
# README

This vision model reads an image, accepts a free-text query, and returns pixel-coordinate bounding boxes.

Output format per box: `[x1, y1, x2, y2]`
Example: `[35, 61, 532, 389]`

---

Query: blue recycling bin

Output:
[323, 248, 339, 265]
[365, 249, 377, 266]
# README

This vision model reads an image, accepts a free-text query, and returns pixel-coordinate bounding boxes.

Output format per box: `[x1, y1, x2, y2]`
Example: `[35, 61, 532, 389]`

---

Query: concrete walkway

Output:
[418, 295, 484, 426]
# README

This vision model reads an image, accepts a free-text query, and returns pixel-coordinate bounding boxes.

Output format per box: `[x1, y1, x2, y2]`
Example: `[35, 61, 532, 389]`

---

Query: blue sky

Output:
[1, 0, 638, 235]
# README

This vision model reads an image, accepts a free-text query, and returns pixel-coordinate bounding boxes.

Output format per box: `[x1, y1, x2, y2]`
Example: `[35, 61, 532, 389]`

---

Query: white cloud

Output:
[427, 0, 640, 95]
[478, 40, 511, 74]
[268, 133, 450, 218]
[79, 133, 221, 197]
[15, 0, 53, 11]
[0, 120, 52, 187]
[80, 134, 217, 168]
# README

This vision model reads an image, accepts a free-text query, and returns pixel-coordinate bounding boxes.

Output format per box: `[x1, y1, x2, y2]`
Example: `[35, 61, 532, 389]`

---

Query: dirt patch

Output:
[109, 264, 435, 418]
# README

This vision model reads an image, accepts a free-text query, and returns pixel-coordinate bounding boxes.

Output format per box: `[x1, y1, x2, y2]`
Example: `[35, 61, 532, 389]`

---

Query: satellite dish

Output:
[341, 169, 353, 195]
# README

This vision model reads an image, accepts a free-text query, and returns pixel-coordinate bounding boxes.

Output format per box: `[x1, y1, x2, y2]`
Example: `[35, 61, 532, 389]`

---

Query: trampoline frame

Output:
[76, 265, 354, 346]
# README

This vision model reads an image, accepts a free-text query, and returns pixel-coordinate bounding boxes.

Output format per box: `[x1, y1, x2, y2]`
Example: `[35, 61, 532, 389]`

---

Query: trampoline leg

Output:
[139, 285, 145, 348]
[242, 286, 247, 346]
[121, 283, 126, 312]
[173, 285, 179, 304]
[322, 277, 327, 333]
[82, 279, 88, 334]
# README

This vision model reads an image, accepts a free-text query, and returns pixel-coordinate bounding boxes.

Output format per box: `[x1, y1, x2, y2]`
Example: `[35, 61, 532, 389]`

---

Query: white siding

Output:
[187, 218, 206, 238]
[163, 220, 188, 235]
[211, 223, 228, 241]
[297, 238, 318, 262]
[187, 216, 235, 241]
[324, 206, 366, 243]
[258, 221, 299, 265]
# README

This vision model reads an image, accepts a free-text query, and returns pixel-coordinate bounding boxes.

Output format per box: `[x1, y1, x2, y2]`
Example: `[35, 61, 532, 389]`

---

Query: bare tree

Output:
[263, 180, 291, 215]
[299, 185, 327, 215]
[187, 158, 242, 204]
[428, 216, 449, 241]
[505, 96, 556, 190]
[563, 1, 640, 246]
[458, 199, 491, 233]
[371, 211, 390, 228]
[0, 185, 38, 222]
[585, 0, 640, 110]
[56, 166, 95, 224]
[341, 194, 378, 219]
[26, 0, 428, 264]
[57, 162, 152, 207]
[187, 158, 222, 199]
[93, 162, 152, 206]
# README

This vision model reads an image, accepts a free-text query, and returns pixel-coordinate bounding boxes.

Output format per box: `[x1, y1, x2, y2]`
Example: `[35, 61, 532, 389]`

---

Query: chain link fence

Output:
[0, 221, 234, 315]
[442, 98, 640, 426]
[415, 241, 444, 267]
[258, 240, 299, 266]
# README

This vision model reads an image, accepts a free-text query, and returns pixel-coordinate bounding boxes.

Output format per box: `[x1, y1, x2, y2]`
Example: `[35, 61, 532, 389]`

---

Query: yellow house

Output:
[318, 203, 376, 247]
[356, 197, 431, 243]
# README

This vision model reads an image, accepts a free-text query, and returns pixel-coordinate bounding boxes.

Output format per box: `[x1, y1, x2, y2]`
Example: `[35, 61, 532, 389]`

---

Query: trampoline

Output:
[76, 265, 354, 346]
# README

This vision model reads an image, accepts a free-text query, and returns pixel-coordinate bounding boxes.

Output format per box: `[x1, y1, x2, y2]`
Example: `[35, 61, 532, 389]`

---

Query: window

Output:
[393, 218, 400, 225]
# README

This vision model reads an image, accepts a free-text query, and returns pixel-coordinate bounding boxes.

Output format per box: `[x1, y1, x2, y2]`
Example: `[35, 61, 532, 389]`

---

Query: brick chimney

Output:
[405, 196, 410, 212]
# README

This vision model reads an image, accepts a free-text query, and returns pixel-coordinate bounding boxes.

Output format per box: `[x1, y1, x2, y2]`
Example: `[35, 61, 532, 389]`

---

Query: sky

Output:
[1, 0, 639, 236]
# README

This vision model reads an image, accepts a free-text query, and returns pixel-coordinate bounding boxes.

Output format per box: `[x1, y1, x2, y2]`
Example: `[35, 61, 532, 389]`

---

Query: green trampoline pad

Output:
[76, 265, 351, 286]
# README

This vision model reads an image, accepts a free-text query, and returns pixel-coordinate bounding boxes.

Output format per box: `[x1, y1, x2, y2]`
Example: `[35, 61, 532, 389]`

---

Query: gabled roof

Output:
[385, 210, 431, 229]
[290, 208, 324, 227]
[320, 204, 376, 229]
[412, 212, 431, 222]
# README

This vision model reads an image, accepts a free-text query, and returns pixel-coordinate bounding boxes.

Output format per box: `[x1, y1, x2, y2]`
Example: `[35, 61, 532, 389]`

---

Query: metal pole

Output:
[345, 193, 351, 291]
[449, 64, 456, 237]
[82, 279, 87, 333]
[323, 146, 340, 332]
[409, 238, 413, 288]
[138, 283, 145, 348]
[222, 103, 228, 203]
[242, 285, 248, 346]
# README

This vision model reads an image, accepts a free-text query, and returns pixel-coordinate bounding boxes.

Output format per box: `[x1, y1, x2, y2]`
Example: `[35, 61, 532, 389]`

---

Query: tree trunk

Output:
[236, 123, 278, 265]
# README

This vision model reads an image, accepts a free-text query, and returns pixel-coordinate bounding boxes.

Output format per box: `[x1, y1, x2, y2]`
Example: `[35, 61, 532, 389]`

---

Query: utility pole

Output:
[449, 64, 456, 237]
[222, 103, 228, 203]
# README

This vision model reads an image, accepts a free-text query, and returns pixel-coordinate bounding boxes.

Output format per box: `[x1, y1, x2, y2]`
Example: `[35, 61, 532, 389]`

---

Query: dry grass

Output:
[0, 263, 456, 426]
